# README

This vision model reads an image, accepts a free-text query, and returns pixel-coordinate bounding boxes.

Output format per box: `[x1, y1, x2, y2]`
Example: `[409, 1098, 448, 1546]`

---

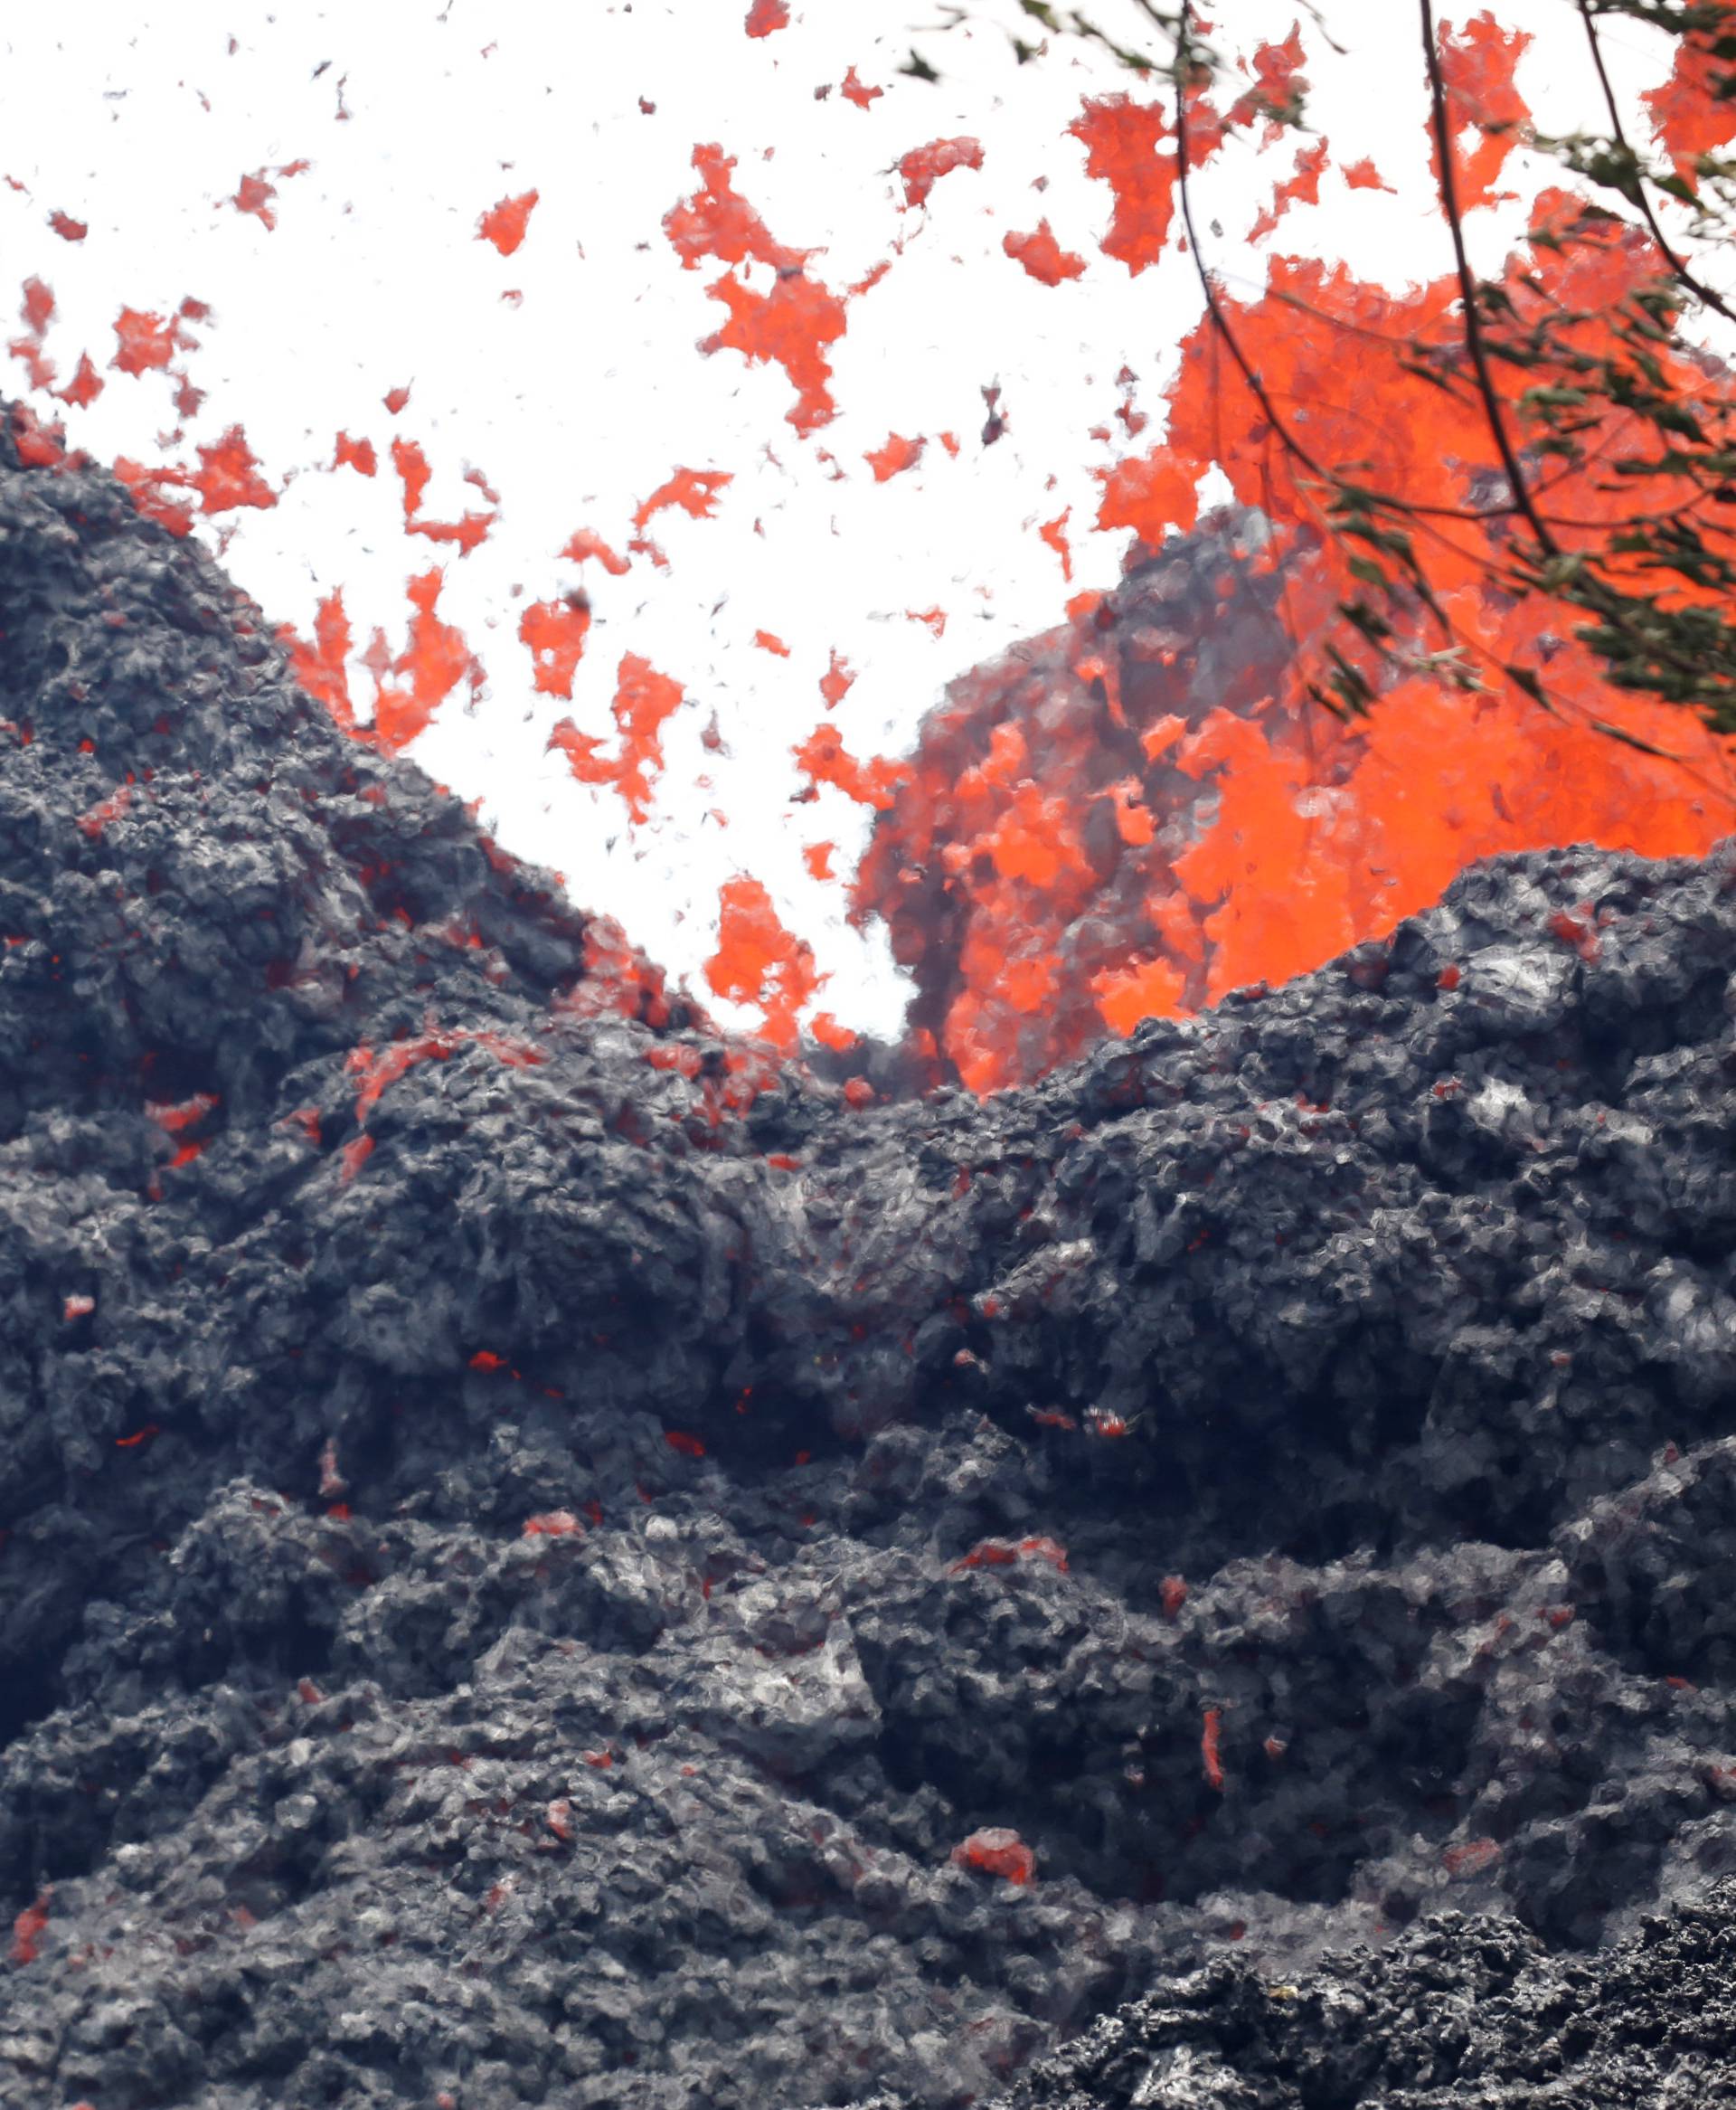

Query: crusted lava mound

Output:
[6, 403, 1736, 2107]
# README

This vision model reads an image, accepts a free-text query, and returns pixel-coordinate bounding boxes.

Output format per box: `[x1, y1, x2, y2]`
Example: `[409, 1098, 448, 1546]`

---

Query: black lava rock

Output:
[6, 400, 1736, 2109]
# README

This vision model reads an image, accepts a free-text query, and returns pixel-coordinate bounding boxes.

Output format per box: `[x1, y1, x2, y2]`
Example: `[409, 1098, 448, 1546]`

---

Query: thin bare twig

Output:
[1171, 5, 1336, 492]
[1575, 0, 1736, 325]
[1419, 0, 1561, 557]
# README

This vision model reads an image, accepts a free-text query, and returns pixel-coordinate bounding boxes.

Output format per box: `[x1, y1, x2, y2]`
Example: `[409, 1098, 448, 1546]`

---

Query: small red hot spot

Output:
[950, 1828, 1034, 1884]
[524, 1510, 583, 1538]
[11, 1888, 50, 1964]
[1202, 1705, 1225, 1791]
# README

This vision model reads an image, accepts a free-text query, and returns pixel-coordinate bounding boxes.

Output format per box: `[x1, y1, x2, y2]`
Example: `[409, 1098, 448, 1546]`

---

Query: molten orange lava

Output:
[705, 877, 819, 1051]
[548, 652, 687, 822]
[477, 188, 539, 256]
[1004, 222, 1089, 287]
[664, 145, 873, 434]
[19, 5, 1736, 1096]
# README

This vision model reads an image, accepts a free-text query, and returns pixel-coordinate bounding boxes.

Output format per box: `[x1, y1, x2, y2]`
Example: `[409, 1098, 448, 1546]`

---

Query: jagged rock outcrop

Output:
[6, 402, 1736, 2108]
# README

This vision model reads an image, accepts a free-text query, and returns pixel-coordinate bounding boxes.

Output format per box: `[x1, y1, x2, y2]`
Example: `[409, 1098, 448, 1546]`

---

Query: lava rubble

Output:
[5, 402, 1736, 2105]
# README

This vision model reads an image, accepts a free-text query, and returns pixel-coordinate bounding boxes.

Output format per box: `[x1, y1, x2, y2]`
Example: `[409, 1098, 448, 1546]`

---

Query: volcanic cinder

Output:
[6, 397, 1736, 2109]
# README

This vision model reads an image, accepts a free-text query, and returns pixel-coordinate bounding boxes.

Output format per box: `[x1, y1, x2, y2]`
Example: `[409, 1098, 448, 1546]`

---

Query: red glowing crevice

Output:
[555, 915, 676, 1031]
[146, 1092, 221, 1135]
[347, 1027, 546, 1124]
[11, 1889, 51, 1965]
[76, 785, 137, 838]
[524, 1509, 584, 1538]
[949, 1536, 1069, 1575]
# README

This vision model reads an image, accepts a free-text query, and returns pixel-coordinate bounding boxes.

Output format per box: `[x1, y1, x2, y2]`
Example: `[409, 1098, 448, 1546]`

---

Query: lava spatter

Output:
[1003, 220, 1089, 286]
[226, 160, 311, 232]
[854, 506, 1736, 1093]
[366, 569, 482, 756]
[476, 187, 539, 255]
[704, 875, 819, 1048]
[547, 651, 686, 822]
[519, 593, 592, 700]
[896, 137, 985, 210]
[664, 144, 871, 434]
[1068, 96, 1182, 273]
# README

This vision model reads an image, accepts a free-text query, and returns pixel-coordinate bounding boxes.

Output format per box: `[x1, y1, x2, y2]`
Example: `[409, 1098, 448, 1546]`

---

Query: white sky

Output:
[0, 0, 1683, 1040]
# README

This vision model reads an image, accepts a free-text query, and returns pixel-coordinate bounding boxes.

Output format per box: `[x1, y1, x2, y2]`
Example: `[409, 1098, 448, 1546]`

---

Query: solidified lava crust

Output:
[5, 403, 1736, 2105]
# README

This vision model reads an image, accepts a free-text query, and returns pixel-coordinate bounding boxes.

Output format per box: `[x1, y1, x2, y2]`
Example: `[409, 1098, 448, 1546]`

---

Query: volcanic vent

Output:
[8, 406, 1736, 2106]
[854, 512, 1735, 1097]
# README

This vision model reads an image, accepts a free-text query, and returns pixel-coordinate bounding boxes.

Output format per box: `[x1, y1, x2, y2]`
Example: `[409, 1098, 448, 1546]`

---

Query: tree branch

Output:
[1169, 21, 1337, 500]
[1575, 0, 1736, 326]
[1418, 0, 1561, 557]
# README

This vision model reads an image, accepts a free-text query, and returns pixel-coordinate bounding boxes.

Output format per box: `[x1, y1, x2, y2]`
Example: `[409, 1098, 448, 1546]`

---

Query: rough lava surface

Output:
[5, 401, 1736, 2106]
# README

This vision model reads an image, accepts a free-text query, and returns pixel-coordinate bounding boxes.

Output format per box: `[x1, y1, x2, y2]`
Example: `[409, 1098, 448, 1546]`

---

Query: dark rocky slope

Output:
[972, 1887, 1736, 2108]
[5, 400, 1736, 2106]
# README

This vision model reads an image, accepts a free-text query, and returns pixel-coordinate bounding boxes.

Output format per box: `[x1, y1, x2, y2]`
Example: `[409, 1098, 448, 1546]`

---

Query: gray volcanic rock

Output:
[969, 1887, 1736, 2108]
[5, 399, 1736, 2107]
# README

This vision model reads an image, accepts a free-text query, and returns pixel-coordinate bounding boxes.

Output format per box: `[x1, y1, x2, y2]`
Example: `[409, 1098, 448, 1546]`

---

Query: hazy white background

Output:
[0, 0, 1677, 1037]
